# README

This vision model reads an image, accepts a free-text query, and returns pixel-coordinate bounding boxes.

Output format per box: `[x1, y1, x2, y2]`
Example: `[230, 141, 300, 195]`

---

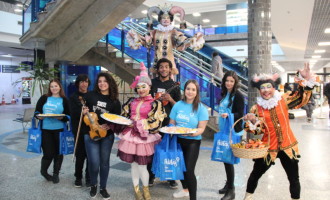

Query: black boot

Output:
[40, 158, 53, 181]
[221, 188, 235, 200]
[218, 181, 228, 194]
[53, 155, 63, 184]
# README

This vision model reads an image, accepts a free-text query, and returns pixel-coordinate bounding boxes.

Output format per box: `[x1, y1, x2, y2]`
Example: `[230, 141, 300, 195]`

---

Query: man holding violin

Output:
[149, 58, 182, 188]
[69, 74, 91, 188]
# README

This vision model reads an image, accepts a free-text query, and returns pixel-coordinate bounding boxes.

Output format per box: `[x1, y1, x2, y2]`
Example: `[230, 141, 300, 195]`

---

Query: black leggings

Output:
[224, 163, 235, 189]
[178, 138, 201, 200]
[246, 151, 300, 199]
[41, 129, 64, 174]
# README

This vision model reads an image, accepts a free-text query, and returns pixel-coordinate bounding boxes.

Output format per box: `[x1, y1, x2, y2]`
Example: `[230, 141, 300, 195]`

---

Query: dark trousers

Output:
[41, 129, 64, 175]
[246, 151, 300, 199]
[178, 138, 201, 200]
[224, 163, 235, 189]
[74, 135, 89, 180]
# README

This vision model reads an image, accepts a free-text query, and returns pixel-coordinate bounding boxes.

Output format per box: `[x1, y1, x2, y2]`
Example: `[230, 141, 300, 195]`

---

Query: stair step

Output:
[44, 1, 57, 11]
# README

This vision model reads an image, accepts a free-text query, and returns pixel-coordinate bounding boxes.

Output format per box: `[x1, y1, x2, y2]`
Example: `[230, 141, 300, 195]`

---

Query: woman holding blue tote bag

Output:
[217, 71, 244, 200]
[35, 79, 70, 184]
[169, 80, 209, 200]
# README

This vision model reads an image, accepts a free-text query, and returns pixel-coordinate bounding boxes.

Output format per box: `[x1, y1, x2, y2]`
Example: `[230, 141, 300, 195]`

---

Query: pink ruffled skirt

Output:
[117, 127, 161, 165]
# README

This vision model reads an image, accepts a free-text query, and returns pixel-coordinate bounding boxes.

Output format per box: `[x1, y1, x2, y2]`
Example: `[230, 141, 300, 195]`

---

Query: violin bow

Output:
[166, 82, 180, 94]
[72, 97, 85, 162]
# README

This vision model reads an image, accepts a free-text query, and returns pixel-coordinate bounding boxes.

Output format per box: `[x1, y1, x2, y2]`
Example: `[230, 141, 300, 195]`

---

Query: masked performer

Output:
[117, 62, 166, 200]
[126, 4, 205, 76]
[243, 63, 319, 200]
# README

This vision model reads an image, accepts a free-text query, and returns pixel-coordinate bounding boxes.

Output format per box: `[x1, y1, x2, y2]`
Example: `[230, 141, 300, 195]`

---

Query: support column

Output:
[248, 0, 272, 108]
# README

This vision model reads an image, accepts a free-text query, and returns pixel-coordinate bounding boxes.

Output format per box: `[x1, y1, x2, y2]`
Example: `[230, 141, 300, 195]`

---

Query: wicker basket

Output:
[230, 117, 270, 159]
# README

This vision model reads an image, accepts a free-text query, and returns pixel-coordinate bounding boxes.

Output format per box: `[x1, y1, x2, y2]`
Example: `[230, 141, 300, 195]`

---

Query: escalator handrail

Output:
[119, 20, 248, 92]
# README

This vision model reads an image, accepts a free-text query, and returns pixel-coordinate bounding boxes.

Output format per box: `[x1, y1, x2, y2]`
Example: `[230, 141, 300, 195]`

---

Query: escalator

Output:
[97, 18, 248, 116]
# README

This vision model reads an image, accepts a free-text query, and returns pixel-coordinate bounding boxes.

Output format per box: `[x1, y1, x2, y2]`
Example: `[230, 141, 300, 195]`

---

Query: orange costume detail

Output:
[247, 85, 313, 162]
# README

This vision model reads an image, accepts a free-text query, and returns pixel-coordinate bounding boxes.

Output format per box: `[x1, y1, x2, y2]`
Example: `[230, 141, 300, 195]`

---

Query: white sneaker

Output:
[173, 190, 189, 198]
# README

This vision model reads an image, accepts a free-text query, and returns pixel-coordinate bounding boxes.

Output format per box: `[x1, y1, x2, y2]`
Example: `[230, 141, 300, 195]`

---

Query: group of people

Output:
[33, 60, 317, 200]
[32, 2, 319, 200]
[34, 57, 210, 200]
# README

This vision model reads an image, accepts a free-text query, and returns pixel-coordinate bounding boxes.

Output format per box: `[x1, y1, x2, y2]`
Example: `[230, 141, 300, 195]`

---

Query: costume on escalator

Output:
[126, 4, 205, 76]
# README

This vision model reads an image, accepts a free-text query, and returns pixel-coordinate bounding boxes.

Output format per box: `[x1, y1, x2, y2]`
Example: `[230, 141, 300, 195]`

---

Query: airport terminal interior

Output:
[0, 0, 330, 200]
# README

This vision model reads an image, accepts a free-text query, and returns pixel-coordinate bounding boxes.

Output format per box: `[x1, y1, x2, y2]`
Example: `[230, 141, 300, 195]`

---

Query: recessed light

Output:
[192, 13, 201, 17]
[1, 54, 13, 57]
[16, 3, 23, 7]
[314, 50, 326, 53]
[318, 42, 330, 46]
[141, 10, 147, 14]
[312, 55, 321, 59]
[14, 8, 22, 12]
[325, 28, 330, 33]
[202, 19, 210, 23]
[211, 25, 217, 28]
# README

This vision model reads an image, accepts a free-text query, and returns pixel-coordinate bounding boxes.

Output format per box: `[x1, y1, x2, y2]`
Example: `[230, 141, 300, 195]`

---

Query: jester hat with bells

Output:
[130, 62, 151, 89]
[251, 73, 281, 90]
[147, 4, 187, 30]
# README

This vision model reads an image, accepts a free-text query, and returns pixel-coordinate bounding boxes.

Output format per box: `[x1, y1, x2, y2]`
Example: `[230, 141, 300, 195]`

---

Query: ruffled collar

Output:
[136, 94, 153, 101]
[256, 90, 282, 110]
[156, 24, 174, 32]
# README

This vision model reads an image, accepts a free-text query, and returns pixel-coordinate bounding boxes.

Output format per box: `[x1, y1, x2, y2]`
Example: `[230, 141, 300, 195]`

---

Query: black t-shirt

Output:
[83, 91, 121, 135]
[151, 77, 181, 126]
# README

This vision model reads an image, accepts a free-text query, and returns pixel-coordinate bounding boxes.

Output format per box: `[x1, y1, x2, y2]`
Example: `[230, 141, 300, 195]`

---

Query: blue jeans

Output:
[84, 134, 114, 189]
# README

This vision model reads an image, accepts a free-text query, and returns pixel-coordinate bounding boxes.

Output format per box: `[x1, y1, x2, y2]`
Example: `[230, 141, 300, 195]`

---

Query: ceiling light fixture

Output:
[16, 3, 23, 7]
[211, 25, 217, 28]
[325, 28, 330, 33]
[14, 8, 22, 12]
[312, 55, 321, 59]
[314, 50, 326, 53]
[192, 12, 201, 17]
[318, 42, 330, 46]
[202, 19, 210, 23]
[141, 10, 147, 14]
[1, 54, 13, 57]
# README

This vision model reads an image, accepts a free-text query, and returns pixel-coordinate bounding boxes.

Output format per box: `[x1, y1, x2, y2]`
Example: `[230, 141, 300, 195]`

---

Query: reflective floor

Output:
[0, 104, 329, 200]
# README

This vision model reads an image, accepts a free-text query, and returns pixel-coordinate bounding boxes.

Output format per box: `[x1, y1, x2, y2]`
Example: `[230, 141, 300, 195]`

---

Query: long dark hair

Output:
[46, 79, 66, 98]
[94, 72, 119, 101]
[220, 71, 240, 108]
[183, 79, 200, 112]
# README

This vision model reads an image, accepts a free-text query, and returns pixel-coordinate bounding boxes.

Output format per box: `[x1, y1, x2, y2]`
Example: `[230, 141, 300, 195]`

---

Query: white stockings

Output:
[131, 162, 149, 186]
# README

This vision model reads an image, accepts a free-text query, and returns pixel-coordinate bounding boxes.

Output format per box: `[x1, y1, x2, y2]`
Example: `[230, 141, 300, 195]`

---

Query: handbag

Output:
[152, 134, 186, 181]
[211, 111, 241, 164]
[59, 116, 75, 155]
[26, 117, 42, 154]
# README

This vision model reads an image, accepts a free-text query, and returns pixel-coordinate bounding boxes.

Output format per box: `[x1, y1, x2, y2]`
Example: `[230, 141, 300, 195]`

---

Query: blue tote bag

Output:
[152, 134, 186, 181]
[168, 135, 186, 180]
[59, 116, 75, 155]
[152, 133, 170, 179]
[211, 112, 241, 164]
[26, 118, 42, 154]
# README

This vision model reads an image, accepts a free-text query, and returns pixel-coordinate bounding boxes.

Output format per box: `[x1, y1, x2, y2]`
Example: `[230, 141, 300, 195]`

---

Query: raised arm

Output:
[286, 63, 319, 109]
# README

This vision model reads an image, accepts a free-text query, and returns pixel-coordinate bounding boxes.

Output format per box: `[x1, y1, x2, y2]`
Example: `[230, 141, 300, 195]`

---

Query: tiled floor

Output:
[0, 103, 329, 200]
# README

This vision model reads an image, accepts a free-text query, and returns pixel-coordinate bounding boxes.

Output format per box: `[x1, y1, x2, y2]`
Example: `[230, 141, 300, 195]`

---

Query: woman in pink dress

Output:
[117, 63, 166, 200]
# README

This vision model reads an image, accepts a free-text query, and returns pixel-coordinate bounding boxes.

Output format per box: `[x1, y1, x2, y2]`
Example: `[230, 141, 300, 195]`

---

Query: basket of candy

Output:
[230, 118, 269, 159]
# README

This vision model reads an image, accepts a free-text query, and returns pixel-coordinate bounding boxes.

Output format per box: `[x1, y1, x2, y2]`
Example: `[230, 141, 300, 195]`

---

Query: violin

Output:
[79, 97, 107, 141]
[155, 82, 180, 106]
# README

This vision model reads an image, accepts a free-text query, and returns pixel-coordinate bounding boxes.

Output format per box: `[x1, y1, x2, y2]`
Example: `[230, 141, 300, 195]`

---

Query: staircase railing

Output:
[99, 19, 248, 115]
